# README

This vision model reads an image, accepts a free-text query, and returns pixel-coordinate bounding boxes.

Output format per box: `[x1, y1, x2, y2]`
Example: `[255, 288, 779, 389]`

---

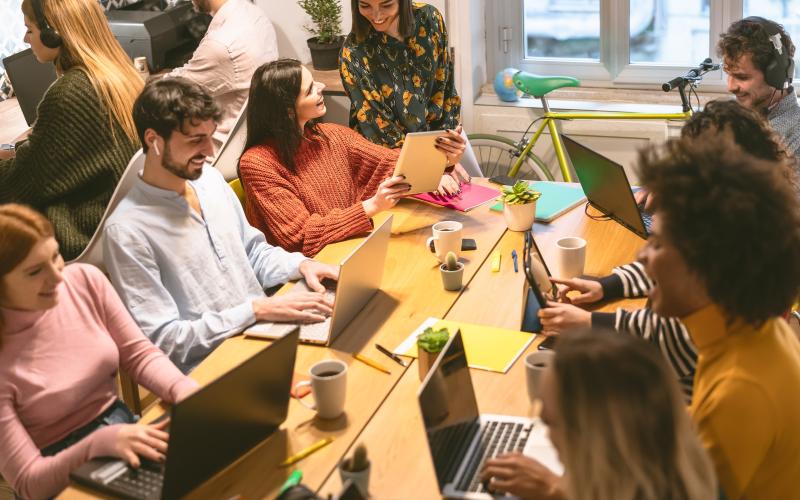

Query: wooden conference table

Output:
[60, 180, 645, 499]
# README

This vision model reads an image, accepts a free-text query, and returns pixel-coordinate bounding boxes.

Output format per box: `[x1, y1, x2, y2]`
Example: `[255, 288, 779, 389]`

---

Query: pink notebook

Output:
[411, 183, 501, 212]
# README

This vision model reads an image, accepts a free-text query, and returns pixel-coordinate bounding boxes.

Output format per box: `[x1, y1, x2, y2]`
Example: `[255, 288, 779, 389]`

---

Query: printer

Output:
[105, 0, 210, 71]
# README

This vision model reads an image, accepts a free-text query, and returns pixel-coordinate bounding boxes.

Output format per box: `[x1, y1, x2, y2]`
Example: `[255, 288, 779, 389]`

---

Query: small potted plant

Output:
[501, 180, 541, 231]
[339, 443, 370, 496]
[417, 326, 450, 380]
[439, 251, 464, 291]
[297, 0, 344, 70]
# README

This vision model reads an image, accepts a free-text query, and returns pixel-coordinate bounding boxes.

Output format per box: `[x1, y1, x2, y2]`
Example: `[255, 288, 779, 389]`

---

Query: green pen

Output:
[278, 469, 303, 496]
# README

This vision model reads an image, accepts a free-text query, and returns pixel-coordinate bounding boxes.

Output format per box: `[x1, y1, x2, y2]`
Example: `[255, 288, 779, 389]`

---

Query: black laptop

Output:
[2, 48, 57, 126]
[562, 135, 651, 239]
[70, 327, 300, 499]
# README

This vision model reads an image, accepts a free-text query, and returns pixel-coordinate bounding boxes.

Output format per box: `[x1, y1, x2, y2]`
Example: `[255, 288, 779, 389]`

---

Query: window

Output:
[489, 0, 800, 88]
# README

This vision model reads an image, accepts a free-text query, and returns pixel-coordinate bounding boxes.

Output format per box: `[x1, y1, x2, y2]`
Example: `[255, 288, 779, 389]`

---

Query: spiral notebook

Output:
[411, 183, 501, 212]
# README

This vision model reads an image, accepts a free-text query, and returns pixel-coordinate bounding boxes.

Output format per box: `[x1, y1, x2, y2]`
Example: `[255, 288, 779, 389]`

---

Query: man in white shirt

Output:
[104, 78, 337, 372]
[170, 0, 278, 145]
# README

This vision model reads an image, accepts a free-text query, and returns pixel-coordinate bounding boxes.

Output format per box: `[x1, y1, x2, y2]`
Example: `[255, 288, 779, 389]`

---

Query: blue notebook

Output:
[491, 181, 586, 222]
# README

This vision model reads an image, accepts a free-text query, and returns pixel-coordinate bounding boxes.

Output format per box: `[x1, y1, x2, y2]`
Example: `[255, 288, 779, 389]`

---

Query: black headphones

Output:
[30, 0, 62, 49]
[743, 16, 794, 90]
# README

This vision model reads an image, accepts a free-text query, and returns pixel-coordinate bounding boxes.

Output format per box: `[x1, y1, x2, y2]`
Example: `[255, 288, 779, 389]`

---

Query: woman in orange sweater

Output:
[238, 58, 468, 256]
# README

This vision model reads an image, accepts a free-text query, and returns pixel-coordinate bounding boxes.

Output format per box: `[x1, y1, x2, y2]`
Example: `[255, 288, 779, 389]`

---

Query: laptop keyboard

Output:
[299, 289, 336, 342]
[90, 459, 164, 499]
[459, 421, 532, 494]
[637, 202, 653, 232]
[430, 421, 481, 486]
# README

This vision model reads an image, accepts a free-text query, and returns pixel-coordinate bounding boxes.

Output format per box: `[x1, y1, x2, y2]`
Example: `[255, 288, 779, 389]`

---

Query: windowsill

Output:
[476, 83, 729, 114]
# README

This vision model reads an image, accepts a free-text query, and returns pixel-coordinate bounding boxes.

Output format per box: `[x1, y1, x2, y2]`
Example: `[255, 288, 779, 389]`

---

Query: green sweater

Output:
[0, 68, 137, 260]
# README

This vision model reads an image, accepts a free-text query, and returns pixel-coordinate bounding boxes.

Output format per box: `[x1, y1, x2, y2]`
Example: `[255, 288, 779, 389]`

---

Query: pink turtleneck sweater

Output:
[0, 264, 197, 500]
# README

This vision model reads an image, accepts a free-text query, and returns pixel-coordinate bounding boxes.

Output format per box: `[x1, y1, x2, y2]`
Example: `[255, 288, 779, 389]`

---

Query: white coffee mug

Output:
[525, 350, 555, 403]
[426, 220, 463, 262]
[555, 236, 587, 279]
[294, 359, 347, 419]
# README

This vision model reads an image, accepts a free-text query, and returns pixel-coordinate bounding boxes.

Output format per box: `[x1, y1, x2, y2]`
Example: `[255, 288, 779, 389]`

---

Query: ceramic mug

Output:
[525, 350, 555, 402]
[294, 359, 347, 419]
[426, 220, 463, 262]
[555, 236, 587, 278]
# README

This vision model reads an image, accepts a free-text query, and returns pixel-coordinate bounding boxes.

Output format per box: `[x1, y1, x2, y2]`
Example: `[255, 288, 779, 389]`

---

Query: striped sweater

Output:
[591, 261, 698, 402]
[0, 68, 137, 260]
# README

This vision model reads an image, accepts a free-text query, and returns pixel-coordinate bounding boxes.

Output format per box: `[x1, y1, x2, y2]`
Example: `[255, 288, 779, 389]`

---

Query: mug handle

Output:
[426, 236, 441, 258]
[293, 381, 316, 411]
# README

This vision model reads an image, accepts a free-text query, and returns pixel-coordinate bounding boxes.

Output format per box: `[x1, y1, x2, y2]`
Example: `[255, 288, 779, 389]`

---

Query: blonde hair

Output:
[0, 204, 54, 341]
[553, 331, 716, 500]
[22, 0, 143, 141]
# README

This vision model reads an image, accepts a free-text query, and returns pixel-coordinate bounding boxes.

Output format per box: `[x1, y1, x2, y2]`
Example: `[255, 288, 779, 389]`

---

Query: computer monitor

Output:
[2, 48, 57, 126]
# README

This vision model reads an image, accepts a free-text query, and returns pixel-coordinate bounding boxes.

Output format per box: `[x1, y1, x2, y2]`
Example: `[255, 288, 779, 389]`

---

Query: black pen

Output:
[375, 343, 408, 367]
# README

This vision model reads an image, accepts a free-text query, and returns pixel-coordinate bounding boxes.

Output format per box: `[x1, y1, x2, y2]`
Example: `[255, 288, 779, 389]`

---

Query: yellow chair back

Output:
[229, 178, 245, 208]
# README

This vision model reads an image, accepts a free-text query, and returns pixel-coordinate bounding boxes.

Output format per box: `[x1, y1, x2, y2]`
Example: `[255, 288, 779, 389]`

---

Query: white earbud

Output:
[152, 141, 161, 156]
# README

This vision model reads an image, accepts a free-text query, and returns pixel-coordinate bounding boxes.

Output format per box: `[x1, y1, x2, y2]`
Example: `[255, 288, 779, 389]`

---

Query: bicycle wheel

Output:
[468, 134, 554, 181]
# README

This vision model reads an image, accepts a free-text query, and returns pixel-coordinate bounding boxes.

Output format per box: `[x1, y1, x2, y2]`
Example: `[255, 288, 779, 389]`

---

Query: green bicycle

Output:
[468, 58, 720, 182]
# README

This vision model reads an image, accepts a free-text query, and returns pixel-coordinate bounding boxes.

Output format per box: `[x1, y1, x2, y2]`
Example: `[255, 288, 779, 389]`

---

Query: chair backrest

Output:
[213, 100, 248, 181]
[68, 149, 144, 271]
[229, 178, 245, 208]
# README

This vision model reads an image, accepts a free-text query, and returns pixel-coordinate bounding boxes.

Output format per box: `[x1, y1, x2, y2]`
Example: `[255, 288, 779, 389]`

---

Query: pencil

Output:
[353, 353, 391, 374]
[280, 437, 334, 466]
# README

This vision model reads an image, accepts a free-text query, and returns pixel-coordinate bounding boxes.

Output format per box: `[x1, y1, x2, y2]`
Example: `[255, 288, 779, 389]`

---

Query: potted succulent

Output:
[339, 443, 370, 496]
[417, 326, 450, 380]
[439, 251, 464, 291]
[501, 181, 541, 231]
[297, 0, 344, 70]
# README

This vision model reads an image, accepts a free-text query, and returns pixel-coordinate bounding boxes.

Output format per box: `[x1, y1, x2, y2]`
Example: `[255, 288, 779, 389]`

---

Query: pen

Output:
[511, 249, 519, 273]
[353, 353, 392, 374]
[278, 470, 303, 495]
[280, 437, 334, 466]
[375, 343, 409, 367]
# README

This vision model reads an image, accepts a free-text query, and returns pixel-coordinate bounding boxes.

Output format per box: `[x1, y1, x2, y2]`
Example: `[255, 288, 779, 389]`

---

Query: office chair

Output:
[213, 100, 248, 181]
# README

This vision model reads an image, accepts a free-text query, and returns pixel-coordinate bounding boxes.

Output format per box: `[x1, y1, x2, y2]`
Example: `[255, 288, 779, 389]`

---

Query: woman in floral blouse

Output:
[339, 0, 461, 150]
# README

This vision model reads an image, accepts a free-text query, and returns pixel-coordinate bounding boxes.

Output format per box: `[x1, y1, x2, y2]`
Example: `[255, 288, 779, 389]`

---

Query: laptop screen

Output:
[2, 48, 57, 126]
[562, 135, 648, 239]
[418, 331, 480, 489]
[162, 328, 299, 498]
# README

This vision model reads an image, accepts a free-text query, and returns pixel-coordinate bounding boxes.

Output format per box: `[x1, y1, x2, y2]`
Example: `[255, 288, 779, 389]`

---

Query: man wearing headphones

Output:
[719, 17, 800, 158]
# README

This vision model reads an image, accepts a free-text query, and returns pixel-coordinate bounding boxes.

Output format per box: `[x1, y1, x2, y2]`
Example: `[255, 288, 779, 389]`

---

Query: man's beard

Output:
[162, 142, 204, 181]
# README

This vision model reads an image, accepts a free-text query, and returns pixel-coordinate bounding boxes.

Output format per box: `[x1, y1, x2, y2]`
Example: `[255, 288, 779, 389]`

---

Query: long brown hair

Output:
[553, 330, 716, 500]
[21, 0, 143, 141]
[0, 204, 54, 341]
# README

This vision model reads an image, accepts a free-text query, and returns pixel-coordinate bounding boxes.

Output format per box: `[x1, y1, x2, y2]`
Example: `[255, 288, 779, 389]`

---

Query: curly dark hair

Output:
[133, 78, 221, 152]
[637, 138, 800, 325]
[717, 18, 795, 76]
[681, 99, 798, 187]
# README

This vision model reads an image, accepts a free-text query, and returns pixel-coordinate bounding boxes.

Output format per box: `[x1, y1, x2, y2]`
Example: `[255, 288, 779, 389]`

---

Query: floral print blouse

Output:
[339, 3, 461, 149]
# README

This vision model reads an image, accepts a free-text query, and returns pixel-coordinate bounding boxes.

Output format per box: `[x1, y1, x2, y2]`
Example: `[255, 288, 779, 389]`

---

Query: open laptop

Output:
[562, 135, 651, 239]
[419, 331, 562, 499]
[70, 328, 299, 500]
[2, 48, 57, 126]
[245, 215, 393, 345]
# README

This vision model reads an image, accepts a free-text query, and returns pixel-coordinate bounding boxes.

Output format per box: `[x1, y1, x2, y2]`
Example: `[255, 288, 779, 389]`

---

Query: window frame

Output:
[487, 0, 756, 91]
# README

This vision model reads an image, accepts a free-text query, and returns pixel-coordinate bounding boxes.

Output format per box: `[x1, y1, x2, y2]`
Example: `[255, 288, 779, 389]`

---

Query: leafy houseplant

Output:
[417, 326, 450, 380]
[339, 443, 371, 496]
[298, 0, 344, 70]
[439, 251, 464, 292]
[501, 181, 541, 231]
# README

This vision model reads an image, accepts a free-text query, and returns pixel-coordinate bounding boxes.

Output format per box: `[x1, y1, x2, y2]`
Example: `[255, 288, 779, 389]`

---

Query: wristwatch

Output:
[0, 143, 14, 151]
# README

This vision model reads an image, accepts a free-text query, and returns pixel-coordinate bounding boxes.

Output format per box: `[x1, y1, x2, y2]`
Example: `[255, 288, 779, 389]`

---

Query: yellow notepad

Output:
[394, 317, 536, 373]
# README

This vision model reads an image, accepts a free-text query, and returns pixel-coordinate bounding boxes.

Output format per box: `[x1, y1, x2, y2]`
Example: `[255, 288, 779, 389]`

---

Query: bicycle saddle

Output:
[512, 71, 580, 98]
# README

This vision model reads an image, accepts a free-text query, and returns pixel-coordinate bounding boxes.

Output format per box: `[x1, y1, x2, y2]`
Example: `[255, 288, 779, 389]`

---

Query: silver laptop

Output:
[419, 331, 563, 499]
[246, 215, 393, 345]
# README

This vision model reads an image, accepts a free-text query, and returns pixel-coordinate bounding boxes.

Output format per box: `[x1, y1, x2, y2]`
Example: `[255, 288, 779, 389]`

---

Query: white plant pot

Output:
[503, 200, 537, 231]
[339, 461, 371, 497]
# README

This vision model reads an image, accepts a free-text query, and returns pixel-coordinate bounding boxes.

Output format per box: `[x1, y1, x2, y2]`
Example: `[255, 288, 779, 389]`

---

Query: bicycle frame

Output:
[509, 99, 693, 181]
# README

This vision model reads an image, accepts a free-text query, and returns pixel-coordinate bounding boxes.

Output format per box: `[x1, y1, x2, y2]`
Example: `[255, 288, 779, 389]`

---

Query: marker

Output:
[491, 251, 501, 272]
[278, 470, 303, 495]
[511, 249, 519, 273]
[353, 353, 391, 374]
[280, 437, 334, 467]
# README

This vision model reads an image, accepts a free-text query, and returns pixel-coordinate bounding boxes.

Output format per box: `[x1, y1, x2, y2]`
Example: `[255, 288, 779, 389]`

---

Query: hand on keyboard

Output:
[480, 453, 563, 500]
[253, 292, 334, 324]
[112, 419, 170, 469]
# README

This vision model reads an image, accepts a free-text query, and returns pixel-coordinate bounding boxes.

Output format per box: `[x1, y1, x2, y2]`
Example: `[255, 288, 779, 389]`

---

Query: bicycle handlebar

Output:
[661, 58, 721, 92]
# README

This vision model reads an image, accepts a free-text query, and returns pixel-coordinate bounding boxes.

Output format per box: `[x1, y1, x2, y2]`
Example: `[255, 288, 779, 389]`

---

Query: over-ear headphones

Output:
[30, 0, 62, 49]
[743, 16, 794, 90]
